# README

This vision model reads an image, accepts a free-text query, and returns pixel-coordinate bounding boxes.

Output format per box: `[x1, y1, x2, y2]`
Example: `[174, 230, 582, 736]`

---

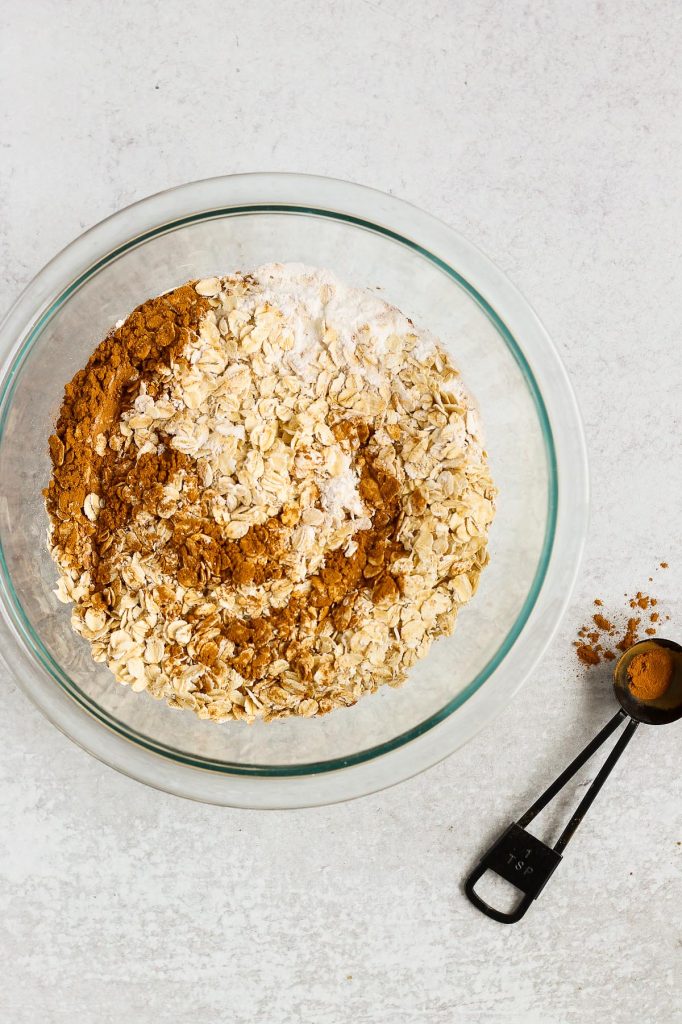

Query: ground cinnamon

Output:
[44, 283, 209, 573]
[616, 617, 641, 652]
[575, 644, 600, 666]
[627, 647, 673, 701]
[573, 569, 671, 668]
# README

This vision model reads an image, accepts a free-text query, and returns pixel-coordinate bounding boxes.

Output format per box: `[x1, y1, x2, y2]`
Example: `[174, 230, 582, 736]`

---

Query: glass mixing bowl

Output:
[0, 174, 588, 808]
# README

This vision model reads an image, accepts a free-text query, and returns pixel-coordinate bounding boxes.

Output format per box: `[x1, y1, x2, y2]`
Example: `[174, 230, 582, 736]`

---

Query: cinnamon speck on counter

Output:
[617, 617, 641, 652]
[576, 644, 601, 666]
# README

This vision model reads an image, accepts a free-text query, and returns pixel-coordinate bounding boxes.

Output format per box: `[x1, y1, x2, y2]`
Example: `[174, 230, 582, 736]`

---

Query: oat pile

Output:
[45, 264, 495, 722]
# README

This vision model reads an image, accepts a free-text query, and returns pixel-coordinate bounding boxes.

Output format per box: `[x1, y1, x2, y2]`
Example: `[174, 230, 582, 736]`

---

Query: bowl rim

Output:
[0, 172, 589, 807]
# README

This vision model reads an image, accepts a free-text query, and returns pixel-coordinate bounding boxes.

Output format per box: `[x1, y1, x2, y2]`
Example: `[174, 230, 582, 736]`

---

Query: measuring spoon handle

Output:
[464, 709, 639, 923]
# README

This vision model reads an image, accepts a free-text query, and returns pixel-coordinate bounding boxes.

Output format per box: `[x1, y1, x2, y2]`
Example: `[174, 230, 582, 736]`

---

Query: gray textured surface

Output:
[0, 2, 680, 1022]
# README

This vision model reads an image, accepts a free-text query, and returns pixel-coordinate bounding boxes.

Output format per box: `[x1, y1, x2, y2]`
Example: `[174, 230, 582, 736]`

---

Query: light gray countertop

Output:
[0, 2, 680, 1022]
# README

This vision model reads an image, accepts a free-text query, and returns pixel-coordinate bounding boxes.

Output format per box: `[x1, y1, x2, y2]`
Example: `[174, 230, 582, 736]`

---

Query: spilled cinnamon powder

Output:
[616, 617, 641, 652]
[575, 644, 600, 667]
[574, 567, 672, 668]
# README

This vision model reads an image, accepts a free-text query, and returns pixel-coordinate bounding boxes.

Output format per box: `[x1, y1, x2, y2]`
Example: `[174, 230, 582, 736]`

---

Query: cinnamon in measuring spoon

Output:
[627, 647, 674, 702]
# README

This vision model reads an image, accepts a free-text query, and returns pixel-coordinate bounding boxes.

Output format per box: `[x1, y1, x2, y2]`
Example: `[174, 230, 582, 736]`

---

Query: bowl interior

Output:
[0, 208, 553, 772]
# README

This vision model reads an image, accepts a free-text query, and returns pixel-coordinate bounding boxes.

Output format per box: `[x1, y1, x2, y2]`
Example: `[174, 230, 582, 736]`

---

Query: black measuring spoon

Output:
[465, 638, 682, 923]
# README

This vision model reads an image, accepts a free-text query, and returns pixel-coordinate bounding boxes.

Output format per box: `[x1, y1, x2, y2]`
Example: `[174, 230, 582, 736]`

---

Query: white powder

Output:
[319, 458, 366, 520]
[252, 262, 435, 379]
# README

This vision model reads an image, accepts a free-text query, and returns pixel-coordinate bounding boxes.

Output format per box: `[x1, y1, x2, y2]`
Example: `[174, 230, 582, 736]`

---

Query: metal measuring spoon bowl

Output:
[612, 637, 682, 725]
[465, 636, 682, 923]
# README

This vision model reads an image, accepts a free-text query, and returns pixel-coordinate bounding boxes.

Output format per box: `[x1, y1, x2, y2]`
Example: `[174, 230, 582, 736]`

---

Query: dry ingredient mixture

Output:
[45, 264, 495, 722]
[574, 566, 671, 669]
[626, 647, 674, 702]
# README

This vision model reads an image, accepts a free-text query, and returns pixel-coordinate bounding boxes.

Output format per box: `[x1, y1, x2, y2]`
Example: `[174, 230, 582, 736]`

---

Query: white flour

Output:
[319, 459, 366, 520]
[252, 262, 436, 379]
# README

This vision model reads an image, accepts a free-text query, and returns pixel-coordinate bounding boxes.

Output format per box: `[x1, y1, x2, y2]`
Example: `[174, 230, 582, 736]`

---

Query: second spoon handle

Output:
[553, 714, 639, 853]
[464, 709, 640, 923]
